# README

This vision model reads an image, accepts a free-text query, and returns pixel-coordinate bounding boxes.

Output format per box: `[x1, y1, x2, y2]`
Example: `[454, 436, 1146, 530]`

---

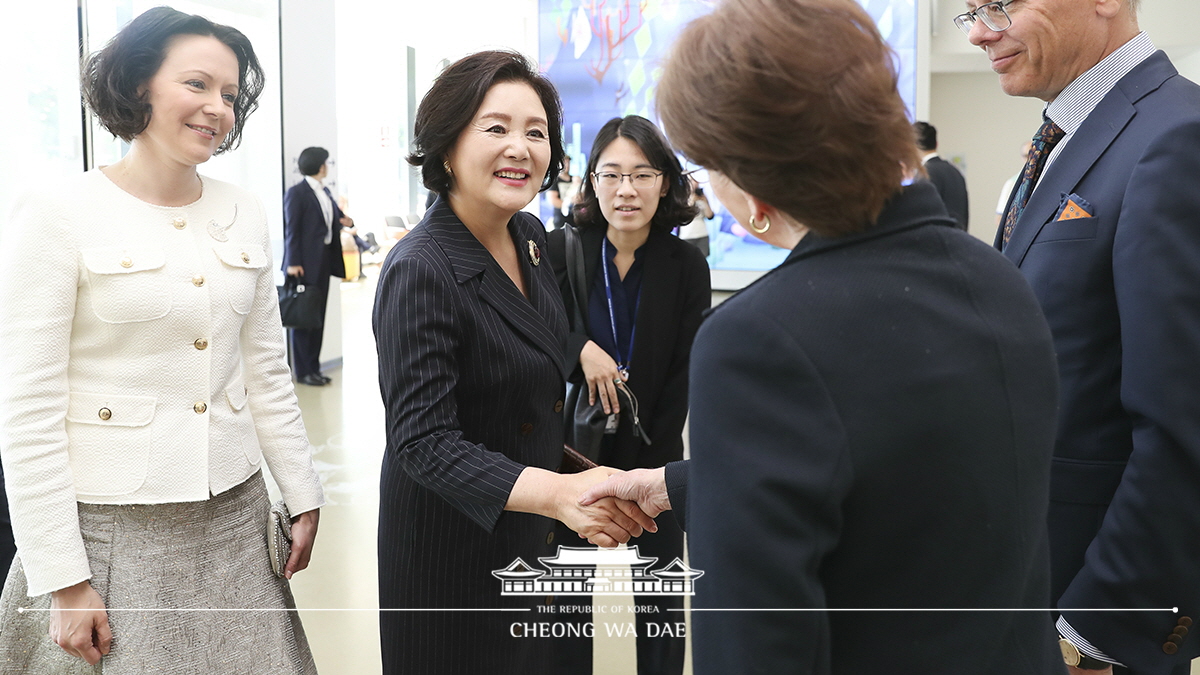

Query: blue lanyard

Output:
[602, 237, 639, 377]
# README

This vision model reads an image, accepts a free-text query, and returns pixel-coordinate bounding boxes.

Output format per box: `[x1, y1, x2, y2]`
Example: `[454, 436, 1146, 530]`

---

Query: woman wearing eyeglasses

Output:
[545, 115, 710, 675]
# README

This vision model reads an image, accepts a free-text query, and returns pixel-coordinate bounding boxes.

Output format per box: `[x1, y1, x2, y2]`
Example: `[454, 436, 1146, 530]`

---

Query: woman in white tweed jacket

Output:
[0, 8, 323, 672]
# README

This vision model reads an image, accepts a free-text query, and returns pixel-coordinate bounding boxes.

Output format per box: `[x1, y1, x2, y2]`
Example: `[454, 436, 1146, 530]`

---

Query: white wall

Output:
[929, 73, 1044, 240]
[281, 0, 342, 366]
[331, 0, 542, 237]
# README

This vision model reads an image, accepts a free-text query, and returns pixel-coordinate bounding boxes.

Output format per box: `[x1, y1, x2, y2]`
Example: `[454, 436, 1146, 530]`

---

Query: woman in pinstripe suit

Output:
[372, 51, 655, 675]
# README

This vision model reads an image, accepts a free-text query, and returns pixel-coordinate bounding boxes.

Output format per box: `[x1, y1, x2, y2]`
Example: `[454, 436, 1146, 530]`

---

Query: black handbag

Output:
[561, 226, 650, 461]
[277, 276, 323, 330]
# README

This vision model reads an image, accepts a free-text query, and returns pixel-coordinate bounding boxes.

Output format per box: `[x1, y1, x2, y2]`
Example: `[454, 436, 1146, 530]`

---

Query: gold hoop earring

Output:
[748, 214, 771, 234]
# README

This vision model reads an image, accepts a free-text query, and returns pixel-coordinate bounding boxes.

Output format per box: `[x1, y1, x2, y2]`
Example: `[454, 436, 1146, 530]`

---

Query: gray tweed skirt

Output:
[0, 472, 317, 674]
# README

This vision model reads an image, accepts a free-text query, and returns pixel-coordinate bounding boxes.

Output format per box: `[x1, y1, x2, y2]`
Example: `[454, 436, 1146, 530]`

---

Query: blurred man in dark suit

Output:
[282, 147, 348, 386]
[915, 121, 969, 231]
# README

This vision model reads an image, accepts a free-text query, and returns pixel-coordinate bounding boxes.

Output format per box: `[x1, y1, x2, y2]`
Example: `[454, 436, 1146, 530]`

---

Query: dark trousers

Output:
[288, 253, 331, 378]
[551, 513, 686, 675]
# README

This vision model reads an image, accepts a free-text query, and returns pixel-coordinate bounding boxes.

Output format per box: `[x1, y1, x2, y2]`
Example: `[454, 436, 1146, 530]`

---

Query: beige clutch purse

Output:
[268, 500, 293, 578]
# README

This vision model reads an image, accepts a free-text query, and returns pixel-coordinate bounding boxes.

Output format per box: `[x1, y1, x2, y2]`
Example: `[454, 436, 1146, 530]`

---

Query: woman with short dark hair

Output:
[0, 6, 322, 672]
[545, 114, 710, 675]
[372, 50, 654, 675]
[653, 0, 1062, 672]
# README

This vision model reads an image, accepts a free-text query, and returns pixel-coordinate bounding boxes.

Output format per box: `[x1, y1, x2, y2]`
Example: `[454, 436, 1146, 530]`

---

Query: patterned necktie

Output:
[1001, 118, 1065, 247]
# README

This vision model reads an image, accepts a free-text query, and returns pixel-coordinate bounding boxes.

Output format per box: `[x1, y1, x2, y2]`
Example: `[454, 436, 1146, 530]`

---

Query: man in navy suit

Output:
[961, 0, 1200, 672]
[914, 121, 969, 231]
[283, 147, 348, 386]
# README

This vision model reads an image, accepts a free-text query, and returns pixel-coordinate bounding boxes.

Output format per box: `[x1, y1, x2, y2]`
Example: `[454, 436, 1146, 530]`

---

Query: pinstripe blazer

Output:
[372, 198, 567, 674]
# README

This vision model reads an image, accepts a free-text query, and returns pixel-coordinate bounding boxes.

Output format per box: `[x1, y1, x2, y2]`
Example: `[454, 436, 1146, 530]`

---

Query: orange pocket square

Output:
[1056, 195, 1093, 221]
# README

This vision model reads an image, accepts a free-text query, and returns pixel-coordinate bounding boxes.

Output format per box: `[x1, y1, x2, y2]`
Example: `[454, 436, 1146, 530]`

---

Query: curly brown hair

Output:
[81, 6, 264, 155]
[656, 0, 919, 238]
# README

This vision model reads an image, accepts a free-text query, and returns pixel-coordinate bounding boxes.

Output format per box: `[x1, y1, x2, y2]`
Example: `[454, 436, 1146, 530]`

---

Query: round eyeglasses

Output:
[953, 0, 1014, 35]
[592, 171, 663, 189]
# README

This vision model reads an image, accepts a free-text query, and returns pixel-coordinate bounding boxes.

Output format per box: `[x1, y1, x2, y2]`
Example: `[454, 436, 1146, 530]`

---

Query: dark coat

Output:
[545, 226, 710, 470]
[923, 155, 969, 231]
[687, 182, 1063, 674]
[372, 198, 567, 674]
[282, 179, 346, 280]
[999, 51, 1200, 675]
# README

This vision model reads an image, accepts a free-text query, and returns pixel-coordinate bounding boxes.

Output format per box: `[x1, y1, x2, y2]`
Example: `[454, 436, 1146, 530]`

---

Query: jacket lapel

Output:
[630, 231, 681, 372]
[424, 200, 567, 378]
[1002, 103, 1132, 265]
[1003, 52, 1175, 266]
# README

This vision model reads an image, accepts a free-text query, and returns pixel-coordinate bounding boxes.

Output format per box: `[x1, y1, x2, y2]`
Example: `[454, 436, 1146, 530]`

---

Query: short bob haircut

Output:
[298, 147, 329, 177]
[407, 50, 565, 197]
[913, 121, 937, 152]
[574, 115, 698, 233]
[656, 0, 920, 238]
[82, 6, 265, 155]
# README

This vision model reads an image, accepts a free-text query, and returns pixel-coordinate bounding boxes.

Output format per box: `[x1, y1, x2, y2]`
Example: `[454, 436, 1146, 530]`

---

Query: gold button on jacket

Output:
[119, 257, 133, 268]
[194, 338, 208, 350]
[193, 402, 207, 414]
[192, 275, 205, 287]
[172, 217, 187, 230]
[98, 407, 112, 421]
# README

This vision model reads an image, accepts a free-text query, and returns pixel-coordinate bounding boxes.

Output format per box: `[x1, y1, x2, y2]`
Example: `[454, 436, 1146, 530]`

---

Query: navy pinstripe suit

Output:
[372, 198, 568, 674]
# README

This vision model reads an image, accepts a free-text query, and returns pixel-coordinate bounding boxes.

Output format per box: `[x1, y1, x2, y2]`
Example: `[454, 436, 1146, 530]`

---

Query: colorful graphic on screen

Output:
[538, 0, 917, 277]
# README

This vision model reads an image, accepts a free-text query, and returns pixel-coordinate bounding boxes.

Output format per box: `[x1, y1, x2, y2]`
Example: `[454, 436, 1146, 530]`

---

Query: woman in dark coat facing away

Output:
[583, 0, 1064, 672]
[372, 51, 653, 675]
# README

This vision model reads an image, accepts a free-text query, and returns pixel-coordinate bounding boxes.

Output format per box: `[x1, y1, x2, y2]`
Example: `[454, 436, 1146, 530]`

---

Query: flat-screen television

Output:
[539, 0, 918, 290]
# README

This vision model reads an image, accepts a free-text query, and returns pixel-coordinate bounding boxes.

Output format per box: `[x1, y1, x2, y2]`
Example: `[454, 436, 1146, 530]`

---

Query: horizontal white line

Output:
[23, 607, 1181, 614]
[19, 608, 531, 613]
[674, 608, 1179, 613]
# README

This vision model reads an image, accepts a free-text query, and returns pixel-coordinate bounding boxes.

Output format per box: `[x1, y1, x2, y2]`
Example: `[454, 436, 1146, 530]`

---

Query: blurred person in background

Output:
[546, 154, 582, 230]
[914, 121, 969, 231]
[678, 173, 715, 257]
[283, 146, 351, 386]
[545, 114, 709, 675]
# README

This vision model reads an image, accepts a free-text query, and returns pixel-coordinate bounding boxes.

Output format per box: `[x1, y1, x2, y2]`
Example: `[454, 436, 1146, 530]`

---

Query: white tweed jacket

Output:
[0, 170, 325, 596]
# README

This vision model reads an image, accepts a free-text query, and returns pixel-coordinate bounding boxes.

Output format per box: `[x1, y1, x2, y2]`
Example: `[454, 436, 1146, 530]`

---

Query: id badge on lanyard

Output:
[602, 238, 638, 434]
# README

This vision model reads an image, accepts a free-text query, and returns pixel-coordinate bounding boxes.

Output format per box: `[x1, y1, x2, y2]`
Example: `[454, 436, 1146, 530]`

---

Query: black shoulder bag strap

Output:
[563, 225, 588, 333]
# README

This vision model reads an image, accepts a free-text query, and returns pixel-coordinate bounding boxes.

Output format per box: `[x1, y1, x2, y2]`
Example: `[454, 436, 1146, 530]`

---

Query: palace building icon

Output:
[491, 545, 704, 596]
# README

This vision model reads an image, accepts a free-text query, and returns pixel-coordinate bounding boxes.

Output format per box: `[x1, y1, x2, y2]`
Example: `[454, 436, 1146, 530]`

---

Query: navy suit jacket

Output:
[998, 51, 1200, 674]
[372, 198, 567, 674]
[282, 179, 346, 281]
[688, 182, 1062, 674]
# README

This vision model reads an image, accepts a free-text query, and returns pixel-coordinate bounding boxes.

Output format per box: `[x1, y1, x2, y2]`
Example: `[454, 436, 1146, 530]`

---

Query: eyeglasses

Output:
[953, 0, 1015, 35]
[592, 171, 663, 189]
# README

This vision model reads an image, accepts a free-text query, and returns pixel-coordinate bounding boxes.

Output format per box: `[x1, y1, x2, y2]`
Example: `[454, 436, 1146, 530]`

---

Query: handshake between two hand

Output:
[559, 466, 672, 548]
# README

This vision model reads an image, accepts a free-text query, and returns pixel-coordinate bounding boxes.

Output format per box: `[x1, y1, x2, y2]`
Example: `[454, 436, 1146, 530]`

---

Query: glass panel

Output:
[1, 2, 85, 220]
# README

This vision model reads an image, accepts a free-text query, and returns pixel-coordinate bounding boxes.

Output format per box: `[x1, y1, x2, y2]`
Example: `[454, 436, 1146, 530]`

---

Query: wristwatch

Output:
[1059, 637, 1111, 670]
